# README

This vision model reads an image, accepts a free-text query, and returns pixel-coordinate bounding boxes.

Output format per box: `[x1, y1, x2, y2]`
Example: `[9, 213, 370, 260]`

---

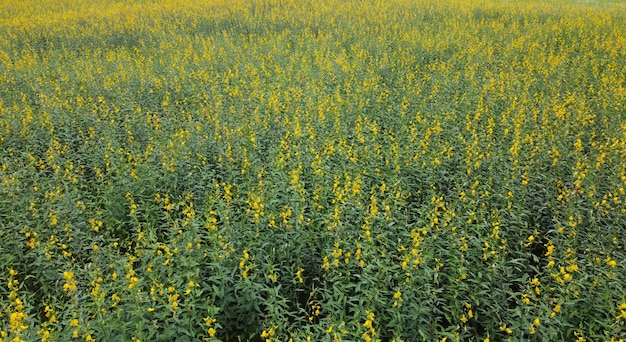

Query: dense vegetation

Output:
[1, 0, 625, 340]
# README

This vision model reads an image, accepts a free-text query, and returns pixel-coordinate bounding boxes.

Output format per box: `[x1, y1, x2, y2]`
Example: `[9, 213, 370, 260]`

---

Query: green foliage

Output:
[0, 0, 625, 341]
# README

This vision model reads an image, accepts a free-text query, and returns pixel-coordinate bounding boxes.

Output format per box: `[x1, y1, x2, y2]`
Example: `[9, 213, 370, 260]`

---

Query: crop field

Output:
[1, 0, 625, 340]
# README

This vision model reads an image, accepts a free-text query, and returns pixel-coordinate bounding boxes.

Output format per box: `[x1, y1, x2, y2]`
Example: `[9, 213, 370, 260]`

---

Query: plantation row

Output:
[0, 0, 625, 340]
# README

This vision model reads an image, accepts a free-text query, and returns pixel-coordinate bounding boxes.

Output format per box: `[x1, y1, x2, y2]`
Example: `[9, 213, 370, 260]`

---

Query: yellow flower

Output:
[9, 312, 28, 333]
[111, 293, 121, 304]
[63, 271, 77, 293]
[296, 268, 304, 283]
[523, 235, 534, 247]
[606, 258, 617, 268]
[128, 276, 139, 289]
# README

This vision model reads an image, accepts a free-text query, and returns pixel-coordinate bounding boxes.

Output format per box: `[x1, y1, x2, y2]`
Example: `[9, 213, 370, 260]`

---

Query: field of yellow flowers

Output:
[1, 0, 625, 340]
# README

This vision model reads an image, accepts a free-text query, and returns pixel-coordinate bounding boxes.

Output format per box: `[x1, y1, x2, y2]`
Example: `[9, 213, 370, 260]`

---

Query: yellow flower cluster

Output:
[3, 271, 30, 341]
